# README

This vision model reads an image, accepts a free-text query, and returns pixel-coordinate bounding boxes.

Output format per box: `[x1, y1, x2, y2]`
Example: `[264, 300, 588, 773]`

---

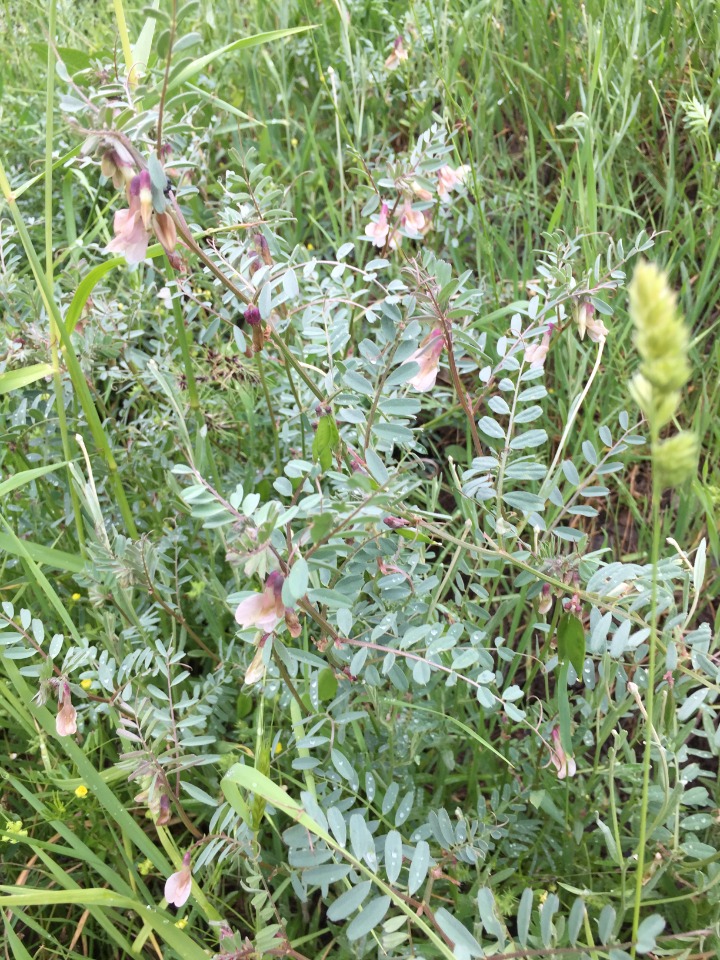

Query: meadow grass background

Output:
[0, 0, 719, 957]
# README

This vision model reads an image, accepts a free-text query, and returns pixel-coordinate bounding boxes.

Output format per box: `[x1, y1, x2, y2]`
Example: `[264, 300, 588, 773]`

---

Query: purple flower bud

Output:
[244, 305, 262, 326]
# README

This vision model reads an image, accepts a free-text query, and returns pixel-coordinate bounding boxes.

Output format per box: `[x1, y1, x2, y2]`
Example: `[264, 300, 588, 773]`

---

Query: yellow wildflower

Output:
[2, 820, 27, 843]
[74, 784, 89, 798]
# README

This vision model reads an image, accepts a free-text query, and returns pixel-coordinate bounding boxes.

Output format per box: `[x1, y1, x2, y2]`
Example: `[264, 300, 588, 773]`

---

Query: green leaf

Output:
[0, 534, 83, 573]
[435, 908, 484, 957]
[0, 463, 65, 499]
[636, 914, 666, 954]
[131, 0, 160, 79]
[346, 895, 391, 940]
[156, 26, 316, 101]
[0, 363, 53, 395]
[312, 415, 340, 471]
[286, 557, 309, 600]
[557, 613, 585, 676]
[317, 667, 338, 702]
[327, 880, 372, 922]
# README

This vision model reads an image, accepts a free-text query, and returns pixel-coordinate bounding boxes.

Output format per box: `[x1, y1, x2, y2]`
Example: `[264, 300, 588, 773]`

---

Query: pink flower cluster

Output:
[106, 169, 177, 266]
[364, 163, 470, 252]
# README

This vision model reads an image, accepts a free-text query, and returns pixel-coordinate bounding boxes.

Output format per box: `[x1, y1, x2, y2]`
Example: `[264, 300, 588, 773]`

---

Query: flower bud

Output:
[244, 305, 262, 326]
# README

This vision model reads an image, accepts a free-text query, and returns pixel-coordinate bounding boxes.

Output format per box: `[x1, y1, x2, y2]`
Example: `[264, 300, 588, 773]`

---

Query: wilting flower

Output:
[156, 793, 171, 826]
[384, 36, 408, 70]
[400, 201, 425, 237]
[365, 202, 390, 248]
[284, 609, 302, 638]
[384, 516, 410, 529]
[165, 852, 192, 908]
[56, 681, 77, 737]
[406, 328, 445, 392]
[100, 144, 135, 190]
[106, 170, 177, 265]
[411, 181, 433, 201]
[550, 728, 577, 780]
[244, 637, 268, 685]
[437, 164, 470, 201]
[235, 572, 286, 632]
[524, 331, 551, 369]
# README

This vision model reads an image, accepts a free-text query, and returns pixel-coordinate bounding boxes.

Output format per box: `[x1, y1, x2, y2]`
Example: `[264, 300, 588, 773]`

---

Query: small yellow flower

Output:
[2, 820, 27, 843]
[306, 243, 314, 251]
[138, 858, 153, 876]
[290, 137, 298, 148]
[71, 593, 81, 601]
[175, 918, 188, 930]
[74, 784, 88, 798]
[274, 742, 283, 755]
[80, 678, 93, 690]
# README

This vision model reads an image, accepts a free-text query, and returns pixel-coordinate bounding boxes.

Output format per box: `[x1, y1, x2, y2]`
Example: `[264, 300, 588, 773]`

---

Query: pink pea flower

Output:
[579, 303, 609, 344]
[550, 728, 577, 780]
[401, 201, 425, 237]
[56, 681, 77, 737]
[384, 36, 409, 71]
[524, 332, 551, 369]
[364, 202, 390, 248]
[165, 852, 192, 907]
[106, 171, 177, 265]
[437, 164, 470, 201]
[406, 328, 445, 392]
[235, 572, 286, 632]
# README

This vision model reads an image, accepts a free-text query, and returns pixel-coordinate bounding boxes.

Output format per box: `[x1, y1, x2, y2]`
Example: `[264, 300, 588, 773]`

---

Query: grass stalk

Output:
[631, 448, 662, 953]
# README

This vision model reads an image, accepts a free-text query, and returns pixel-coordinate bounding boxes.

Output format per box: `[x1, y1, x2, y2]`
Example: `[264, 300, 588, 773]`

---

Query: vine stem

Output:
[631, 437, 661, 953]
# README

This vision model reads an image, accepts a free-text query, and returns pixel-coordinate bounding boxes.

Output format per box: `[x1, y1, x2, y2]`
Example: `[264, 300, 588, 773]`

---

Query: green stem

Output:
[256, 352, 282, 475]
[165, 258, 199, 411]
[631, 440, 661, 952]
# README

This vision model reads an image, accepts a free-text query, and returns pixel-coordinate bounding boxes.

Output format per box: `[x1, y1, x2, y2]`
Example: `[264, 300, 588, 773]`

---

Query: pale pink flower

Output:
[586, 315, 608, 344]
[235, 571, 286, 632]
[56, 681, 77, 737]
[401, 201, 425, 237]
[387, 227, 402, 250]
[437, 164, 470, 201]
[165, 852, 192, 907]
[244, 638, 268, 685]
[384, 36, 408, 71]
[577, 302, 608, 343]
[107, 202, 150, 264]
[56, 701, 77, 736]
[550, 727, 577, 780]
[406, 328, 445, 392]
[364, 202, 390, 248]
[524, 332, 551, 369]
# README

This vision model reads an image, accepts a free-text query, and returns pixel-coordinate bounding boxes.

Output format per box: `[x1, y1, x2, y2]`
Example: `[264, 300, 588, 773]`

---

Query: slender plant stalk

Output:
[631, 451, 661, 952]
[45, 0, 86, 551]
